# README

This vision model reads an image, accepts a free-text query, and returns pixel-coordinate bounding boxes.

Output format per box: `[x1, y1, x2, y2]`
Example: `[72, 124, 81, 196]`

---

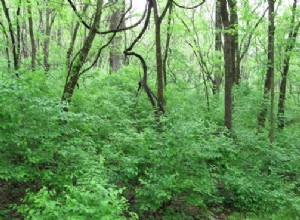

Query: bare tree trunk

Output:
[163, 3, 173, 88]
[37, 7, 44, 51]
[16, 0, 21, 66]
[27, 0, 36, 71]
[278, 0, 299, 129]
[1, 0, 19, 72]
[109, 2, 125, 73]
[43, 6, 56, 73]
[258, 0, 275, 134]
[22, 18, 29, 59]
[213, 0, 222, 95]
[228, 0, 240, 85]
[153, 0, 166, 114]
[268, 0, 275, 143]
[62, 0, 103, 107]
[0, 20, 11, 69]
[220, 0, 235, 130]
[44, 8, 51, 72]
[66, 4, 88, 69]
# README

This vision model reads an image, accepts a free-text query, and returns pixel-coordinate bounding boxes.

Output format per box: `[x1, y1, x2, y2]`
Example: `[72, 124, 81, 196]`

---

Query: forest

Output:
[0, 0, 300, 219]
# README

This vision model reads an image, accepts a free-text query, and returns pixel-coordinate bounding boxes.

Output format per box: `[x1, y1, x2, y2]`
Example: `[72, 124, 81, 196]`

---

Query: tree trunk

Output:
[16, 0, 21, 67]
[228, 0, 239, 85]
[44, 8, 51, 72]
[109, 2, 125, 73]
[278, 0, 299, 129]
[43, 6, 56, 73]
[62, 0, 103, 107]
[38, 7, 43, 51]
[153, 0, 165, 113]
[66, 4, 88, 69]
[213, 0, 222, 95]
[27, 0, 36, 71]
[0, 21, 11, 70]
[1, 0, 19, 71]
[268, 0, 275, 143]
[163, 3, 173, 88]
[220, 0, 235, 130]
[22, 18, 29, 59]
[258, 0, 275, 133]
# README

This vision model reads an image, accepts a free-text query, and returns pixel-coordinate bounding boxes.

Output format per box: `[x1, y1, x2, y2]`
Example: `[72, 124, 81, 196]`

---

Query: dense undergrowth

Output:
[1, 68, 300, 219]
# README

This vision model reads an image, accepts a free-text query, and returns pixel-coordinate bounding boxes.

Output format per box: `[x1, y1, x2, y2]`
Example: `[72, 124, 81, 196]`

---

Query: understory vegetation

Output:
[1, 0, 300, 219]
[1, 70, 300, 219]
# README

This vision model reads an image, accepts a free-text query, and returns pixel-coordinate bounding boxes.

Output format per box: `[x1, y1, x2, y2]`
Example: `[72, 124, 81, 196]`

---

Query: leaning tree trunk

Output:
[1, 0, 19, 71]
[0, 21, 11, 70]
[66, 4, 88, 69]
[62, 0, 103, 107]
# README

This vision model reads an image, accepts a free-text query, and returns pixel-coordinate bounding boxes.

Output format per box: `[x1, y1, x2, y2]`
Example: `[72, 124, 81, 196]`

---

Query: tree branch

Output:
[172, 0, 205, 10]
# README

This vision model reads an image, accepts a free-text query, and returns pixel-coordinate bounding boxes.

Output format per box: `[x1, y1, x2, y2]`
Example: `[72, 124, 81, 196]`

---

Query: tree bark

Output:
[277, 0, 300, 129]
[213, 0, 222, 95]
[44, 8, 51, 72]
[153, 0, 169, 114]
[109, 1, 125, 73]
[62, 0, 103, 107]
[16, 0, 21, 67]
[228, 0, 240, 85]
[162, 3, 173, 88]
[1, 0, 19, 71]
[220, 0, 235, 130]
[43, 6, 56, 73]
[258, 0, 275, 133]
[0, 20, 11, 69]
[66, 4, 88, 69]
[27, 0, 36, 71]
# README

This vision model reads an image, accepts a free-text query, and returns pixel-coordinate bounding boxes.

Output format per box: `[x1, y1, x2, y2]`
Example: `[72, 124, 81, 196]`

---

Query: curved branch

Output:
[240, 6, 268, 60]
[67, 0, 147, 35]
[79, 0, 135, 75]
[123, 2, 164, 113]
[172, 0, 205, 10]
[159, 0, 172, 23]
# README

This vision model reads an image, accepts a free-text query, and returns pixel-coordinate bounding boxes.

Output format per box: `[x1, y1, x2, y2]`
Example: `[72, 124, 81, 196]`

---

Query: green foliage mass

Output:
[1, 67, 300, 219]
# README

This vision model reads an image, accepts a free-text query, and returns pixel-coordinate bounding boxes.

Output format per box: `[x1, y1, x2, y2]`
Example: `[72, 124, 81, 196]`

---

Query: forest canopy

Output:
[0, 0, 300, 219]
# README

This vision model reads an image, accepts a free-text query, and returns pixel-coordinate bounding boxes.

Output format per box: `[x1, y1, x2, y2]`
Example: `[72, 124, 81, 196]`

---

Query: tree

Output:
[62, 0, 104, 106]
[43, 3, 56, 73]
[109, 1, 125, 73]
[152, 0, 172, 114]
[277, 0, 300, 129]
[1, 0, 19, 72]
[214, 0, 223, 95]
[27, 0, 36, 71]
[0, 20, 11, 69]
[220, 0, 235, 130]
[66, 4, 89, 69]
[228, 0, 240, 85]
[257, 0, 275, 141]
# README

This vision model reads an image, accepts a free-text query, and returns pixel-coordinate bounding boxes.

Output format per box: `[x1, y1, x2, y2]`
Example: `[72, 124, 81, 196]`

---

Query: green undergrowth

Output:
[0, 69, 300, 219]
